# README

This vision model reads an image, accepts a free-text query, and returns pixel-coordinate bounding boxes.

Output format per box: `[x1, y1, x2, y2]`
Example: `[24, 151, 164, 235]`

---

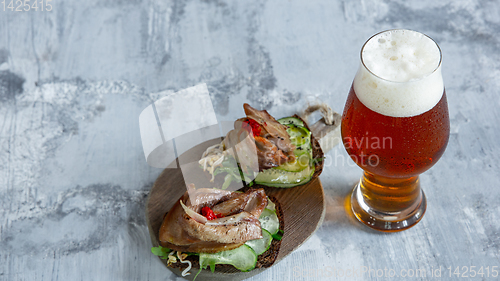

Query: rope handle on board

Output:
[300, 102, 342, 153]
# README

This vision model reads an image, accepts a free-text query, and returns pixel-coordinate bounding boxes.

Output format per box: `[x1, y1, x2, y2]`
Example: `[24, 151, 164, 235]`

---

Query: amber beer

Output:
[341, 29, 450, 232]
[342, 88, 449, 178]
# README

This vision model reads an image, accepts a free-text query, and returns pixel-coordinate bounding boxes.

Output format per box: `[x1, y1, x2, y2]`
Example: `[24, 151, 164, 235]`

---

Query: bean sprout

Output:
[177, 251, 192, 276]
[198, 141, 226, 181]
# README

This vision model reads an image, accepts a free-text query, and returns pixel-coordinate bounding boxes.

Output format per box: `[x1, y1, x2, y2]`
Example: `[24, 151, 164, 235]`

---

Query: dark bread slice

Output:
[167, 195, 284, 273]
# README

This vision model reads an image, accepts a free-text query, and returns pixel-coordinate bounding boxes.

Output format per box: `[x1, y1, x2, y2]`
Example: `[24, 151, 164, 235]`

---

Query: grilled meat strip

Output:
[243, 103, 295, 154]
[159, 188, 268, 253]
[223, 104, 296, 171]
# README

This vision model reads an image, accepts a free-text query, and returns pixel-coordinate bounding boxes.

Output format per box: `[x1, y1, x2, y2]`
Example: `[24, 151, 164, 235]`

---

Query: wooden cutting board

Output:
[145, 110, 341, 280]
[145, 139, 326, 281]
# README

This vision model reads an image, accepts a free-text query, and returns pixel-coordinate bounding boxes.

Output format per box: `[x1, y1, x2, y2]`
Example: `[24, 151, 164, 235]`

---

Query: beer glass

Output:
[341, 29, 450, 232]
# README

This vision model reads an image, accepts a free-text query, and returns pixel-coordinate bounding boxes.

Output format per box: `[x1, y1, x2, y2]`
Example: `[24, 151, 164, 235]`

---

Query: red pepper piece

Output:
[201, 206, 223, 220]
[243, 119, 261, 136]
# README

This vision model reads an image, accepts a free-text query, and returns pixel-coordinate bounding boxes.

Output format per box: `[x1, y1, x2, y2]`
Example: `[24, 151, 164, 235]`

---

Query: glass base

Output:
[350, 180, 426, 232]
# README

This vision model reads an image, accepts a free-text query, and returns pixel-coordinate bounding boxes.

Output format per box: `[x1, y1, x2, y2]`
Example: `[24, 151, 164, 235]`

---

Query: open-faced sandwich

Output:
[151, 187, 284, 278]
[199, 103, 324, 189]
[151, 104, 324, 278]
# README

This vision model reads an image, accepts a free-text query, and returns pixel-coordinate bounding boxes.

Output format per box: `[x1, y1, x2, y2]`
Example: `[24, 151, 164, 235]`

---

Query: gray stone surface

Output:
[1, 0, 499, 280]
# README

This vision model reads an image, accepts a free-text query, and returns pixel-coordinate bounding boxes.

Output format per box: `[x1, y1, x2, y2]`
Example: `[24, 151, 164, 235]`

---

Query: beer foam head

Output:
[354, 29, 444, 117]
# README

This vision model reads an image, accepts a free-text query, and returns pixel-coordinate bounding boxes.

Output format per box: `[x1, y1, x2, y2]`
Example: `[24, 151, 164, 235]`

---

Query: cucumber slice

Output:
[199, 244, 257, 272]
[275, 123, 312, 173]
[259, 208, 280, 235]
[275, 153, 310, 172]
[294, 146, 313, 157]
[278, 117, 305, 127]
[266, 197, 276, 212]
[245, 229, 273, 255]
[286, 124, 311, 147]
[255, 165, 314, 188]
